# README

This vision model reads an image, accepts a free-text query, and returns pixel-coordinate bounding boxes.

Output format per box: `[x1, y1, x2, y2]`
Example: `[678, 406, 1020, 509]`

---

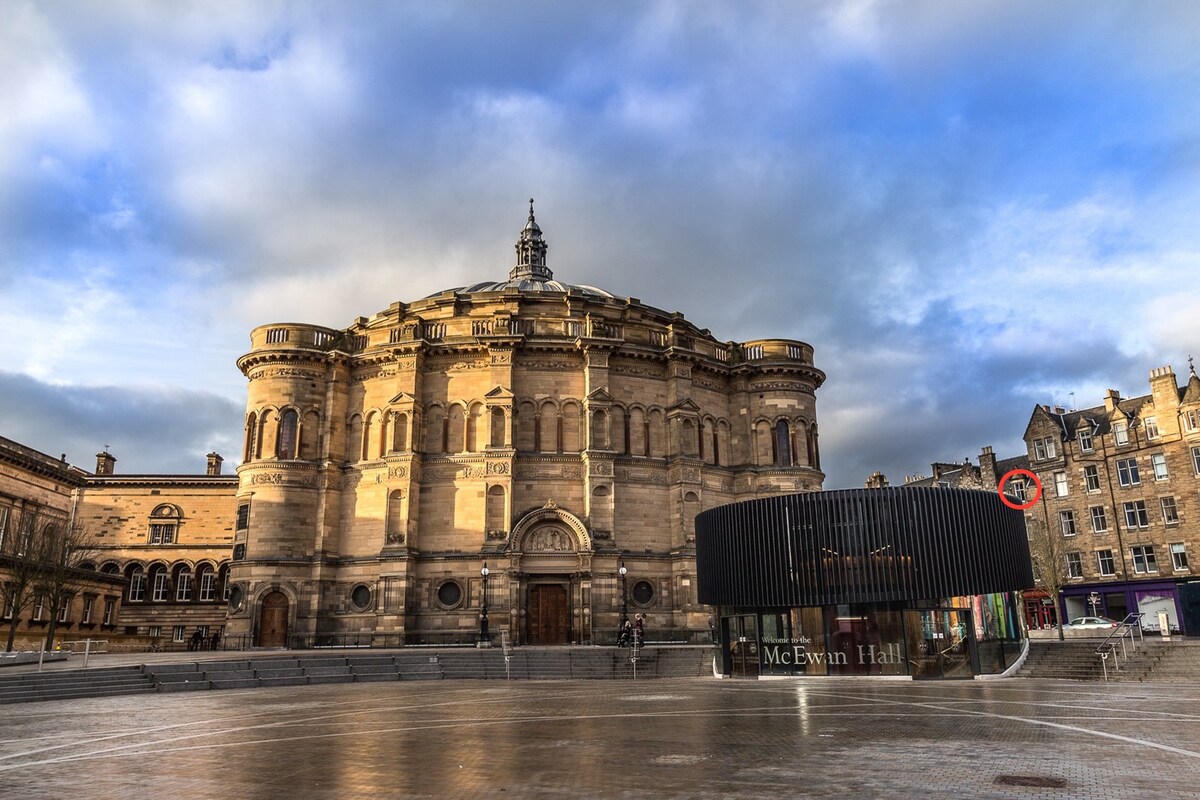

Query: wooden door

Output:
[258, 591, 289, 648]
[529, 585, 569, 644]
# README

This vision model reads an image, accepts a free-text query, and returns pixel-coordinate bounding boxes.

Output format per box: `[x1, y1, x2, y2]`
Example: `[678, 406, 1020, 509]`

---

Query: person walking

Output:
[634, 613, 644, 646]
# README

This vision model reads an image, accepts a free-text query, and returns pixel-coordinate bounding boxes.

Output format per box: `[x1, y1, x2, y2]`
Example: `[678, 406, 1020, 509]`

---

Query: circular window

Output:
[228, 584, 244, 612]
[350, 584, 372, 611]
[632, 580, 654, 606]
[437, 581, 463, 609]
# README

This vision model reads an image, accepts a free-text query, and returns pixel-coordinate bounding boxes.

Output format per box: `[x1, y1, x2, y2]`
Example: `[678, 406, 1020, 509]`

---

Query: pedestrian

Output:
[189, 630, 202, 652]
[618, 619, 633, 647]
[210, 630, 221, 651]
[634, 613, 644, 646]
[708, 614, 716, 644]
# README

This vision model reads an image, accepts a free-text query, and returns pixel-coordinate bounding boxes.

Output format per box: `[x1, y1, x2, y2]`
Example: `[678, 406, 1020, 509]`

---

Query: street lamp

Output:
[479, 562, 491, 645]
[618, 560, 628, 630]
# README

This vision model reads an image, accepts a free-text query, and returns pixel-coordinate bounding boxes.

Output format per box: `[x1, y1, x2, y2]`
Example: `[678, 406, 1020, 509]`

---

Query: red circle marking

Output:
[998, 468, 1041, 510]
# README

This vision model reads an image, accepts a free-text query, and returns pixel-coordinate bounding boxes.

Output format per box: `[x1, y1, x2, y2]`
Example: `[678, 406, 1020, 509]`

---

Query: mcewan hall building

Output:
[225, 204, 826, 647]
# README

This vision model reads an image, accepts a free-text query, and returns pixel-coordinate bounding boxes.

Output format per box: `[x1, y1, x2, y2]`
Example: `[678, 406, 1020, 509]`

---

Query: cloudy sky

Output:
[2, 1, 1198, 488]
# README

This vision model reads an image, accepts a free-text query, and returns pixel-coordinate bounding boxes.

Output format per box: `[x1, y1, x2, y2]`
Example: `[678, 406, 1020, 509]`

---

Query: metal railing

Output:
[1096, 612, 1145, 681]
[192, 629, 715, 652]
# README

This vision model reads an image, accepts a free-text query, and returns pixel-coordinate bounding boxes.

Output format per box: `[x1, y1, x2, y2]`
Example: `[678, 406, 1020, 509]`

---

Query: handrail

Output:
[1096, 613, 1144, 681]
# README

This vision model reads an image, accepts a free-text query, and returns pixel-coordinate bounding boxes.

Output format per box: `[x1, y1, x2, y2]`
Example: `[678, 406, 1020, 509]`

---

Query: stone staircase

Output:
[1111, 640, 1200, 682]
[0, 646, 716, 704]
[1016, 640, 1151, 680]
[0, 665, 156, 704]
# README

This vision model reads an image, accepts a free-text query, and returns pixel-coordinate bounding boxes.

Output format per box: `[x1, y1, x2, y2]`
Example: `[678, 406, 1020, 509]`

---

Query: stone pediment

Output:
[586, 387, 615, 404]
[389, 391, 417, 406]
[484, 386, 514, 399]
[668, 398, 701, 414]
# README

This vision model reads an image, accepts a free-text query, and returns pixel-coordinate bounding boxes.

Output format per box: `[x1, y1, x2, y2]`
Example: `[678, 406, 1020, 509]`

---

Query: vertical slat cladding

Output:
[695, 487, 1033, 607]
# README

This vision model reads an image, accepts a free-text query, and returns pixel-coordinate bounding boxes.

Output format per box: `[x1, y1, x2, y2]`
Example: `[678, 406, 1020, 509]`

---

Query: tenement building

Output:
[1023, 363, 1200, 634]
[225, 204, 825, 647]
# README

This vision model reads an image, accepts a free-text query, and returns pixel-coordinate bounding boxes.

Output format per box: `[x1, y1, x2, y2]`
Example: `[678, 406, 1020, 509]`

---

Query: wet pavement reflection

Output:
[2, 678, 1199, 798]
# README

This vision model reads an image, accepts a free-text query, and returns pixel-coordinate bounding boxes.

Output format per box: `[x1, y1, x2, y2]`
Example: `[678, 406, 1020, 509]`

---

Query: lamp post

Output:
[618, 560, 629, 631]
[479, 562, 491, 646]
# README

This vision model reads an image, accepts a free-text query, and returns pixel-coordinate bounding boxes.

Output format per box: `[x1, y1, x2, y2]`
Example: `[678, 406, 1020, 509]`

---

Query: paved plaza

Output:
[2, 677, 1200, 798]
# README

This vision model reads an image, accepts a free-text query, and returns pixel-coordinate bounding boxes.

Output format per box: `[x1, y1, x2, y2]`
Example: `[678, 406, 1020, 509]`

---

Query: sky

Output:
[2, 0, 1199, 489]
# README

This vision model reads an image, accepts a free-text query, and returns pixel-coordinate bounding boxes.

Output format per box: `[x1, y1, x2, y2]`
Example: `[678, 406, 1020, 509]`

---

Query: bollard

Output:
[38, 642, 45, 673]
[83, 638, 92, 668]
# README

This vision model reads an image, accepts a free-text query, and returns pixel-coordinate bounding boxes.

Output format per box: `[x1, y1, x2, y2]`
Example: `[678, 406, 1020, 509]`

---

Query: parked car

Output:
[1066, 616, 1119, 629]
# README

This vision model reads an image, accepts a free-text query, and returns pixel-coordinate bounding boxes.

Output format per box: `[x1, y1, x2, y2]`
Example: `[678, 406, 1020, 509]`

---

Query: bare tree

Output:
[0, 505, 67, 652]
[1026, 516, 1069, 641]
[32, 517, 99, 651]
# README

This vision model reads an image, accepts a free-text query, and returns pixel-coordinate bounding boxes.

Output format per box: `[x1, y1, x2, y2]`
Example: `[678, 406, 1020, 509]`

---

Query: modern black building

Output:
[697, 487, 1034, 679]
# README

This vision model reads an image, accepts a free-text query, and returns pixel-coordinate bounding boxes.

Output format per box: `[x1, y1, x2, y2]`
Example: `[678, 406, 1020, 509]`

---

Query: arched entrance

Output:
[508, 502, 594, 645]
[257, 591, 289, 647]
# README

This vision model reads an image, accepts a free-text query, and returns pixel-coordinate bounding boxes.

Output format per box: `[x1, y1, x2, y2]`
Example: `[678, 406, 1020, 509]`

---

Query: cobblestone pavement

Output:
[2, 678, 1199, 799]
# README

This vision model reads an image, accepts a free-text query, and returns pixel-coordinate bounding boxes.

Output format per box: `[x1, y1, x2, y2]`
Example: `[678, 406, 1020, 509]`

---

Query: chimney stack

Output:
[865, 471, 889, 489]
[1103, 389, 1121, 413]
[206, 452, 223, 476]
[95, 450, 116, 475]
[979, 446, 998, 489]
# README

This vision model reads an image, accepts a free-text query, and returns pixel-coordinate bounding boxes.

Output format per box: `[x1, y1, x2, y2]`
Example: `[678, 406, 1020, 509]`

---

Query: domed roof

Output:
[453, 278, 617, 298]
[424, 200, 619, 300]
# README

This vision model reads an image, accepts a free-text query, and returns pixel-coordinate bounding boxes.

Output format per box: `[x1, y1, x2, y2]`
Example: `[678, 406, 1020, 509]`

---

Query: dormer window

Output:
[1144, 417, 1159, 439]
[1113, 422, 1129, 446]
[1033, 436, 1057, 460]
[1184, 410, 1199, 432]
[1077, 428, 1093, 452]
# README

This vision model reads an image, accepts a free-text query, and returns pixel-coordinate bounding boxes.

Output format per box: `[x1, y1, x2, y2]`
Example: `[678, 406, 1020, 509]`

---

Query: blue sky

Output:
[2, 1, 1198, 488]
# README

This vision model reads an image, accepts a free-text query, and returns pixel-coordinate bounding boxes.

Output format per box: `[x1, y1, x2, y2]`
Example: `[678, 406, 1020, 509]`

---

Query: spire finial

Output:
[1190, 355, 1196, 376]
[529, 197, 535, 219]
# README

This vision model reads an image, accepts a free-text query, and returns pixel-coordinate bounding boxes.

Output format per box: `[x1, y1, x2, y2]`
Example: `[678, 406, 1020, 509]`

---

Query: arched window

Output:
[387, 490, 406, 542]
[197, 563, 217, 602]
[363, 411, 379, 460]
[301, 410, 320, 458]
[127, 565, 146, 602]
[174, 565, 193, 602]
[648, 409, 666, 457]
[486, 485, 506, 538]
[278, 409, 299, 459]
[148, 504, 180, 545]
[446, 405, 465, 453]
[538, 401, 557, 452]
[424, 406, 444, 453]
[514, 402, 536, 452]
[392, 412, 409, 452]
[490, 407, 505, 448]
[629, 408, 647, 456]
[809, 423, 820, 470]
[681, 419, 697, 457]
[610, 406, 627, 455]
[348, 414, 364, 462]
[149, 564, 170, 602]
[561, 402, 581, 452]
[775, 419, 792, 467]
[244, 412, 257, 462]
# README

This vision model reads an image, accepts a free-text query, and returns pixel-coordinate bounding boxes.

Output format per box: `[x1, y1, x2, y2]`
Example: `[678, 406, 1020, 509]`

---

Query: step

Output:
[259, 675, 309, 688]
[353, 672, 400, 683]
[256, 667, 306, 679]
[305, 666, 352, 677]
[307, 674, 354, 685]
[209, 678, 260, 690]
[157, 680, 213, 692]
[151, 672, 207, 684]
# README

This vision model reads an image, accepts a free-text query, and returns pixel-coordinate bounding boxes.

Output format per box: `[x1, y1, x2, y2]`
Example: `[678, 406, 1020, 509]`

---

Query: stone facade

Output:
[74, 455, 237, 646]
[0, 437, 126, 649]
[225, 206, 826, 646]
[1022, 364, 1200, 632]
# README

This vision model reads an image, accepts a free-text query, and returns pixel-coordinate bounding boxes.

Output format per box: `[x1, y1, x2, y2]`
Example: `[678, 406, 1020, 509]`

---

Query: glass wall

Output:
[727, 592, 1025, 679]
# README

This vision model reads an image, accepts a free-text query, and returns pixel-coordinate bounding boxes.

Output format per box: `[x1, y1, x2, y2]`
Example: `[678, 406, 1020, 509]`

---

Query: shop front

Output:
[1060, 581, 1184, 634]
[697, 487, 1034, 680]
